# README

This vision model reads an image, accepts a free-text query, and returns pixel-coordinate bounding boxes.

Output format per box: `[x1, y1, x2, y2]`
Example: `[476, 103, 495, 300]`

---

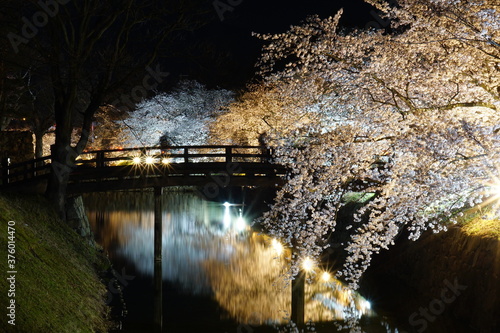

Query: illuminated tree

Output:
[248, 0, 500, 288]
[210, 83, 326, 145]
[0, 0, 212, 219]
[115, 80, 234, 147]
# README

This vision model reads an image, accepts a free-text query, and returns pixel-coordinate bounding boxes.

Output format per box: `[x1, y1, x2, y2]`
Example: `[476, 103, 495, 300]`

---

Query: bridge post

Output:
[291, 269, 306, 327]
[96, 151, 105, 168]
[226, 147, 233, 163]
[1, 157, 10, 185]
[183, 147, 189, 163]
[154, 187, 163, 333]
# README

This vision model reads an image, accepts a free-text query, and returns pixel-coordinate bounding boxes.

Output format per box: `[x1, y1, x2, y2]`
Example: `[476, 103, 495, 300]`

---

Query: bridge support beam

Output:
[291, 269, 305, 327]
[154, 187, 163, 333]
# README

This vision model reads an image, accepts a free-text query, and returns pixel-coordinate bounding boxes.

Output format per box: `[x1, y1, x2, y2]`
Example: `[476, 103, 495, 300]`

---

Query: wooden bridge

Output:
[0, 145, 286, 194]
[0, 145, 309, 329]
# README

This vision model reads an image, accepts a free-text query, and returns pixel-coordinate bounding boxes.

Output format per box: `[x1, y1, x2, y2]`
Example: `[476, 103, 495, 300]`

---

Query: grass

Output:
[0, 192, 111, 332]
[453, 207, 500, 240]
[461, 217, 500, 239]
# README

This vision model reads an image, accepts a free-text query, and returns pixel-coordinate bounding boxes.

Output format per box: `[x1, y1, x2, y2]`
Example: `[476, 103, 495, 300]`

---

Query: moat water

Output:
[84, 190, 403, 332]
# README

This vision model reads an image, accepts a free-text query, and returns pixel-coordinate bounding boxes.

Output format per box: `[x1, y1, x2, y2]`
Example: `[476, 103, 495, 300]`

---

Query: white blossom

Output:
[227, 0, 500, 292]
[121, 80, 234, 147]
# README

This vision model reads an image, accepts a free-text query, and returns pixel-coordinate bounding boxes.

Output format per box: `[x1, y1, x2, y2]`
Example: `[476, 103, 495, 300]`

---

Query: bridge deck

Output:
[1, 145, 286, 193]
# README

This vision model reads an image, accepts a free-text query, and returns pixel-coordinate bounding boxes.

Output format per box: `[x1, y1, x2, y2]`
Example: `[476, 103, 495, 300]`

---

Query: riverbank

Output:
[360, 216, 500, 333]
[0, 192, 111, 332]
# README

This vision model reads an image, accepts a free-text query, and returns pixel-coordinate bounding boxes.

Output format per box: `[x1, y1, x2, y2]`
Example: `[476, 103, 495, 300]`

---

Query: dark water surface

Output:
[84, 190, 401, 333]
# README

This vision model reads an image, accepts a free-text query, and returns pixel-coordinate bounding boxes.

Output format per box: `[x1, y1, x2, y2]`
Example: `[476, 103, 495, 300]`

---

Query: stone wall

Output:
[360, 227, 500, 332]
[0, 131, 34, 164]
[66, 196, 96, 248]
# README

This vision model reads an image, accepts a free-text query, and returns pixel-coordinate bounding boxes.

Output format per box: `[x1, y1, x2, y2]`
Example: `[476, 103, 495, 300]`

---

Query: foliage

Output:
[118, 80, 234, 147]
[210, 83, 326, 145]
[237, 0, 500, 288]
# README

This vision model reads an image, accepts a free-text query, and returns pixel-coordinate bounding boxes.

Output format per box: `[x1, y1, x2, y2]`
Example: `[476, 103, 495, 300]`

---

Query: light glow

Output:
[223, 203, 231, 229]
[161, 158, 169, 165]
[271, 238, 283, 255]
[145, 156, 154, 164]
[235, 216, 247, 232]
[360, 300, 371, 312]
[321, 271, 331, 282]
[133, 156, 141, 164]
[302, 257, 314, 272]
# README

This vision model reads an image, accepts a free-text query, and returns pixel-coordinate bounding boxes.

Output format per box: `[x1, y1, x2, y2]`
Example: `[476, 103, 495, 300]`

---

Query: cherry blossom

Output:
[231, 0, 500, 289]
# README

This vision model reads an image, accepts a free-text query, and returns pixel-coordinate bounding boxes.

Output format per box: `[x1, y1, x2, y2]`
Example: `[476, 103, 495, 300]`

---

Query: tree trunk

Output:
[46, 120, 91, 222]
[34, 130, 44, 158]
[46, 142, 73, 221]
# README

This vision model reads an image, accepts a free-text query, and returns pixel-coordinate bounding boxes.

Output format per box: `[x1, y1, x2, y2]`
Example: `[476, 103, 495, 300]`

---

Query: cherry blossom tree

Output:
[244, 0, 500, 289]
[117, 80, 234, 147]
[210, 83, 329, 145]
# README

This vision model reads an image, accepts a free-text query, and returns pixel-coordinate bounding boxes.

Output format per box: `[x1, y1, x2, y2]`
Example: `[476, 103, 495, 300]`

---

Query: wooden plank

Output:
[67, 175, 285, 194]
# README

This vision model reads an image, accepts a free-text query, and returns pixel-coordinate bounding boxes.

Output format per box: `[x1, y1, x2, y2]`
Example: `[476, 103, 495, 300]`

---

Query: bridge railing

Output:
[0, 145, 273, 186]
[1, 156, 52, 185]
[74, 145, 271, 167]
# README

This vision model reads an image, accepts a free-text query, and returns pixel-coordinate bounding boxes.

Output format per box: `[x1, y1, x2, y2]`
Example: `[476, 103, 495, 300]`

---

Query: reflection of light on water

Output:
[204, 233, 375, 325]
[87, 192, 248, 294]
[235, 216, 246, 232]
[271, 238, 283, 255]
[118, 213, 236, 294]
[311, 278, 373, 320]
[223, 202, 231, 229]
[302, 257, 315, 272]
[222, 202, 248, 232]
[86, 191, 374, 326]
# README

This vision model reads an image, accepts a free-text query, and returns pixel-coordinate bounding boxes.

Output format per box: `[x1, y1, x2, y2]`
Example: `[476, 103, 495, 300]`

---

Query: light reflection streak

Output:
[85, 191, 374, 325]
[204, 233, 374, 324]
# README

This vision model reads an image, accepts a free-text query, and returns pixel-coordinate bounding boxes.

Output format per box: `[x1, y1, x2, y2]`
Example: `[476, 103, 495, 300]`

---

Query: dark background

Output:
[165, 0, 375, 89]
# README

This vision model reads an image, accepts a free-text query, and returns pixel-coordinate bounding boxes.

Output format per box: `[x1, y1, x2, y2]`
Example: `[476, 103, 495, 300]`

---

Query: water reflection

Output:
[204, 233, 374, 324]
[84, 190, 375, 325]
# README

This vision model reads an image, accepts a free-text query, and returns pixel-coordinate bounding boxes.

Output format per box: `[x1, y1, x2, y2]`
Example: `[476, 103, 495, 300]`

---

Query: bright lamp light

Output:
[271, 238, 283, 255]
[235, 216, 246, 232]
[302, 257, 314, 272]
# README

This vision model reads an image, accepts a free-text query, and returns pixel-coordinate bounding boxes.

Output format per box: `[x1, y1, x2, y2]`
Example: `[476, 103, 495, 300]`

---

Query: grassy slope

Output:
[455, 207, 500, 239]
[461, 217, 500, 239]
[0, 193, 110, 333]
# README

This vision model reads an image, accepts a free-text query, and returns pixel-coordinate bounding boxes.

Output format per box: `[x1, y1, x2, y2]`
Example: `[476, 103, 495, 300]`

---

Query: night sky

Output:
[168, 0, 375, 89]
